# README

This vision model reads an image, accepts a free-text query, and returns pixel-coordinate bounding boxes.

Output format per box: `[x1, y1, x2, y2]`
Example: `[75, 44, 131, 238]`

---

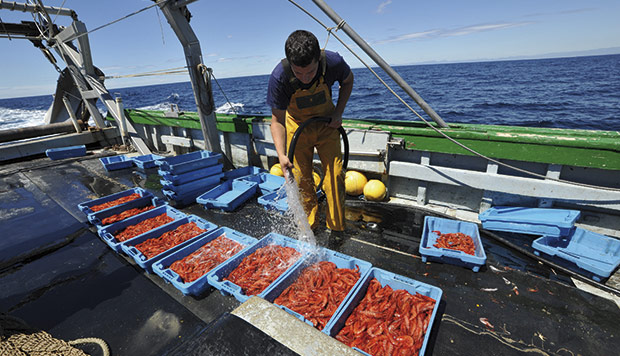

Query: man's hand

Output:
[328, 113, 342, 128]
[279, 155, 294, 179]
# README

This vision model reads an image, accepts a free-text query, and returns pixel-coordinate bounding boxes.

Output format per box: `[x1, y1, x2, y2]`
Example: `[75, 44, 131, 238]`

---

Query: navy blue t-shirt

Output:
[266, 50, 351, 111]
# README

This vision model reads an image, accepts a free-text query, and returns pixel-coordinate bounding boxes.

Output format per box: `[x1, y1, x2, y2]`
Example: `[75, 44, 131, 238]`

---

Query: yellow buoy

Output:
[345, 170, 367, 196]
[270, 163, 284, 177]
[313, 171, 321, 188]
[364, 179, 387, 201]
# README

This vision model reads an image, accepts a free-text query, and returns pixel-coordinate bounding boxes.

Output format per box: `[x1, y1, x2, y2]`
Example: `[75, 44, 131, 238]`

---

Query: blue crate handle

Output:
[332, 251, 354, 261]
[164, 269, 178, 280]
[221, 281, 242, 296]
[278, 305, 314, 327]
[393, 273, 420, 288]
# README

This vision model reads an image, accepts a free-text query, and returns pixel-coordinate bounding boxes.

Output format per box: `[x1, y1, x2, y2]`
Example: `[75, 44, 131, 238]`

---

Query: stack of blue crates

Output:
[478, 206, 620, 281]
[155, 150, 224, 207]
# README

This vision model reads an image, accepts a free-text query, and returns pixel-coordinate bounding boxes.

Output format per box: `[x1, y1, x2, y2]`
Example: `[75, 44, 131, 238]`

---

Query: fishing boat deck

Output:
[1, 152, 619, 356]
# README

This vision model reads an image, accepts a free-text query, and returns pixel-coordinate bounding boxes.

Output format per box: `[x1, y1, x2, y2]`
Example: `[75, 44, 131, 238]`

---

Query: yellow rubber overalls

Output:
[283, 52, 345, 231]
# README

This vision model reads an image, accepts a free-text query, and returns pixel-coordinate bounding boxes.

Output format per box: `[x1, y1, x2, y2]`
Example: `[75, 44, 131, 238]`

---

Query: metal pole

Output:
[0, 120, 81, 143]
[156, 1, 222, 154]
[311, 0, 448, 128]
[0, 0, 77, 19]
[114, 96, 128, 146]
[61, 95, 82, 133]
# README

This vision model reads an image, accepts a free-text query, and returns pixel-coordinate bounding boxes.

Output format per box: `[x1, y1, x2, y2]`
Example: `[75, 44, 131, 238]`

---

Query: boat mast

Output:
[311, 0, 448, 128]
[155, 0, 223, 156]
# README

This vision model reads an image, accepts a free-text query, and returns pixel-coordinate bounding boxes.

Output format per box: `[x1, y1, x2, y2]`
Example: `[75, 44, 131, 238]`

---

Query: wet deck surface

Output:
[1, 155, 619, 355]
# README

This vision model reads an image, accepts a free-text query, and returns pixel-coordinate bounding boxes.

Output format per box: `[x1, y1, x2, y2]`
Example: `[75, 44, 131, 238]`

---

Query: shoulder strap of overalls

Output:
[281, 50, 327, 91]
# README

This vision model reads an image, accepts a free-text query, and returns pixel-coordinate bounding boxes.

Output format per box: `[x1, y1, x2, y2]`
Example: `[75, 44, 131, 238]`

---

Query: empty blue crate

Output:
[533, 228, 620, 282]
[98, 205, 186, 253]
[223, 166, 268, 181]
[419, 216, 487, 272]
[45, 145, 86, 160]
[132, 154, 164, 170]
[155, 150, 222, 175]
[121, 215, 217, 273]
[78, 187, 153, 216]
[88, 196, 167, 228]
[261, 247, 372, 332]
[152, 227, 258, 296]
[323, 267, 443, 356]
[160, 173, 223, 196]
[159, 164, 223, 185]
[236, 172, 285, 195]
[99, 155, 133, 171]
[162, 183, 219, 208]
[479, 206, 580, 237]
[206, 232, 311, 303]
[196, 180, 258, 211]
[258, 188, 321, 214]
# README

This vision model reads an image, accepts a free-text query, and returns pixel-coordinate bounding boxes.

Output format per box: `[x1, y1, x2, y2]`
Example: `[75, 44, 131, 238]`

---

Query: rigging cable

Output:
[211, 68, 239, 115]
[0, 16, 11, 40]
[104, 66, 189, 79]
[62, 0, 169, 43]
[287, 0, 620, 193]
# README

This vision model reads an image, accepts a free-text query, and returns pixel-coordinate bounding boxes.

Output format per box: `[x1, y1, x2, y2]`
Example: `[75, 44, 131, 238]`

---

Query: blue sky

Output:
[1, 0, 619, 99]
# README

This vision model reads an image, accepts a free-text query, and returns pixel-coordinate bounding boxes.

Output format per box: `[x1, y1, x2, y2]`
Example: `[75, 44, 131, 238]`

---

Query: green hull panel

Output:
[114, 110, 620, 170]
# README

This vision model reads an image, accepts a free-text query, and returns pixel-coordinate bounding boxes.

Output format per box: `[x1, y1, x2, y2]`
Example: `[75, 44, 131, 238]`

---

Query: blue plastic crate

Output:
[257, 188, 322, 214]
[236, 172, 285, 195]
[132, 153, 164, 170]
[479, 206, 581, 237]
[419, 216, 487, 272]
[196, 180, 258, 211]
[88, 196, 167, 228]
[98, 205, 186, 253]
[206, 232, 311, 303]
[77, 187, 153, 215]
[152, 227, 258, 295]
[159, 164, 223, 185]
[162, 183, 219, 207]
[155, 150, 222, 175]
[99, 155, 133, 172]
[323, 267, 443, 356]
[223, 166, 268, 181]
[160, 173, 224, 195]
[121, 215, 217, 273]
[533, 228, 620, 282]
[45, 145, 86, 160]
[261, 247, 372, 332]
[257, 190, 288, 213]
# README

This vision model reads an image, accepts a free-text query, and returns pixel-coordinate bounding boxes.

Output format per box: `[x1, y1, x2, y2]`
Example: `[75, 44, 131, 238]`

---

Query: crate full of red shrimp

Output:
[419, 216, 487, 272]
[152, 226, 258, 296]
[261, 247, 372, 333]
[206, 232, 310, 303]
[324, 267, 443, 356]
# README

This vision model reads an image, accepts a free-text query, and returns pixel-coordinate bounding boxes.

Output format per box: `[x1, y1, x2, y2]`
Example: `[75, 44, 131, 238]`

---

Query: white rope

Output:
[68, 337, 110, 356]
[198, 64, 238, 115]
[322, 19, 345, 50]
[287, 0, 620, 193]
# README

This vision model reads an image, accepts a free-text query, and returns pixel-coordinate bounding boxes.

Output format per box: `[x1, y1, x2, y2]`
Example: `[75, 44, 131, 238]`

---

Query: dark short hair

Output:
[285, 30, 320, 67]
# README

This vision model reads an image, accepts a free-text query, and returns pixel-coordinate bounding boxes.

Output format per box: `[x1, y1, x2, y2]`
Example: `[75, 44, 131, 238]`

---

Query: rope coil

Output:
[0, 313, 110, 356]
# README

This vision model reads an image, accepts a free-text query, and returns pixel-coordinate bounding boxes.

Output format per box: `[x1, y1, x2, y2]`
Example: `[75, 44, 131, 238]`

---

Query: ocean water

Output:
[1, 54, 619, 131]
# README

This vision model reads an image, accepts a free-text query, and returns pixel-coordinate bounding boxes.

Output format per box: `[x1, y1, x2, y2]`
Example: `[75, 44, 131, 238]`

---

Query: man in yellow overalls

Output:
[267, 30, 354, 233]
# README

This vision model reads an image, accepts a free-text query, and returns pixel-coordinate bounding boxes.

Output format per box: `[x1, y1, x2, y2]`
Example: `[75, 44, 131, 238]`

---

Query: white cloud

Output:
[376, 22, 531, 44]
[376, 0, 392, 14]
[376, 30, 439, 44]
[443, 22, 531, 37]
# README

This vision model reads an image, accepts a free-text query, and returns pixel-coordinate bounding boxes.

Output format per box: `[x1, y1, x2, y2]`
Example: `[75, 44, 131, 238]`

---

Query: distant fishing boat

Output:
[0, 1, 618, 356]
